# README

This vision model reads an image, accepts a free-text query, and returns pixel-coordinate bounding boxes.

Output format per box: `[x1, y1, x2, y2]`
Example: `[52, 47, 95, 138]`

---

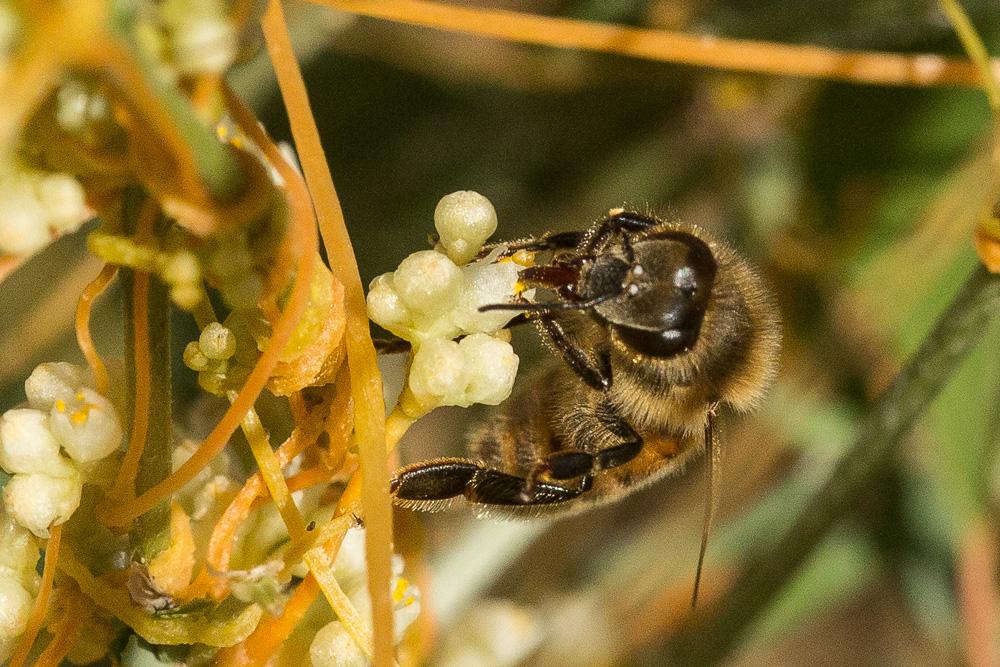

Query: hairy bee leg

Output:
[373, 336, 412, 355]
[524, 400, 644, 494]
[536, 315, 612, 391]
[391, 457, 588, 506]
[467, 469, 591, 506]
[481, 230, 584, 258]
[582, 210, 659, 253]
[374, 315, 532, 355]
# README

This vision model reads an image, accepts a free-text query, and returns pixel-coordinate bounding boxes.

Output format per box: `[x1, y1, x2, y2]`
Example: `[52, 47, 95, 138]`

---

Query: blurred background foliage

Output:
[2, 0, 1000, 664]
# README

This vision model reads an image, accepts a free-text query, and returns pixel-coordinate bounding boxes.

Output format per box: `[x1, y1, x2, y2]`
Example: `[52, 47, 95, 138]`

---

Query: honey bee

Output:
[388, 209, 780, 593]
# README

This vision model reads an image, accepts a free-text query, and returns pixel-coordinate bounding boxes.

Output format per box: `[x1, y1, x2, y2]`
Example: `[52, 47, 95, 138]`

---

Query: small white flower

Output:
[451, 260, 520, 334]
[0, 574, 32, 641]
[458, 334, 519, 406]
[437, 600, 541, 667]
[366, 273, 412, 335]
[0, 408, 76, 477]
[407, 339, 469, 410]
[173, 15, 237, 75]
[24, 362, 87, 411]
[3, 470, 83, 538]
[333, 527, 369, 594]
[309, 621, 367, 667]
[49, 387, 123, 463]
[0, 173, 50, 255]
[0, 509, 39, 592]
[434, 191, 498, 265]
[392, 250, 463, 320]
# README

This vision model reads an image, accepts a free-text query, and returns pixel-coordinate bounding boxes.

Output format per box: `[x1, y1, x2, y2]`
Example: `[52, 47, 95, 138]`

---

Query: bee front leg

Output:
[536, 315, 612, 391]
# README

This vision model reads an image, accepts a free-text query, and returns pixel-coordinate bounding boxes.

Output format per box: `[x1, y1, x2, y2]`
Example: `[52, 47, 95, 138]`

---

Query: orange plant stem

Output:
[33, 595, 88, 667]
[8, 525, 63, 667]
[216, 576, 321, 666]
[260, 4, 394, 665]
[313, 0, 997, 89]
[74, 264, 118, 395]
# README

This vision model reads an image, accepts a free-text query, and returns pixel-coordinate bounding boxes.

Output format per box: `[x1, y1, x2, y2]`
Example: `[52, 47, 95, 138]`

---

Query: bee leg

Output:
[582, 210, 659, 253]
[391, 458, 588, 506]
[467, 469, 590, 506]
[536, 315, 612, 391]
[391, 458, 480, 501]
[525, 402, 644, 492]
[482, 230, 585, 258]
[373, 335, 412, 355]
[374, 314, 532, 355]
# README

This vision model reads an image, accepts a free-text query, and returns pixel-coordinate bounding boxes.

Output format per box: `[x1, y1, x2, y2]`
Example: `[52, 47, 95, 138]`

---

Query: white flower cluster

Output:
[0, 363, 123, 538]
[0, 162, 88, 256]
[309, 528, 421, 667]
[367, 191, 522, 417]
[157, 0, 238, 76]
[0, 508, 40, 664]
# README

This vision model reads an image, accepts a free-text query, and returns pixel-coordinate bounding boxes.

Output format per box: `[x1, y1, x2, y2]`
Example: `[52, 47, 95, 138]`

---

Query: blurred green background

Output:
[3, 0, 1000, 664]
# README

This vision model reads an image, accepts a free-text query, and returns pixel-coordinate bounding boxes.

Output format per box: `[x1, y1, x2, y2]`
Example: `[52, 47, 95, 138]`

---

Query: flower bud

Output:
[0, 509, 39, 591]
[0, 408, 76, 477]
[24, 362, 87, 411]
[199, 322, 237, 360]
[459, 334, 519, 405]
[434, 191, 497, 264]
[367, 273, 412, 333]
[35, 173, 86, 232]
[392, 250, 462, 318]
[3, 471, 83, 538]
[0, 174, 49, 255]
[408, 339, 468, 408]
[0, 575, 32, 640]
[309, 621, 366, 667]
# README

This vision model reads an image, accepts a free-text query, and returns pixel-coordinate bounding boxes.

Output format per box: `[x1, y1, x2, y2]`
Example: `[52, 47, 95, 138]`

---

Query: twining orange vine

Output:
[259, 3, 395, 665]
[33, 588, 88, 667]
[8, 525, 63, 667]
[74, 264, 118, 395]
[216, 576, 321, 666]
[314, 0, 998, 89]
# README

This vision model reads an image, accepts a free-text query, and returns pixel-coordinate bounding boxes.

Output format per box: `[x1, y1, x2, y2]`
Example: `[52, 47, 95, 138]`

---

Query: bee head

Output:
[585, 231, 717, 358]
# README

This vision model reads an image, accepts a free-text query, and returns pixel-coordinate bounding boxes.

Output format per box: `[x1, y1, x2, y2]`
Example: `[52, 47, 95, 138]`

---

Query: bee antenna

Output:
[478, 293, 615, 314]
[692, 406, 721, 609]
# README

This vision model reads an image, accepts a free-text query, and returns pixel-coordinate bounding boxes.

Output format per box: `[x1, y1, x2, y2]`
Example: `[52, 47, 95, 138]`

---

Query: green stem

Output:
[121, 190, 173, 561]
[666, 266, 1000, 666]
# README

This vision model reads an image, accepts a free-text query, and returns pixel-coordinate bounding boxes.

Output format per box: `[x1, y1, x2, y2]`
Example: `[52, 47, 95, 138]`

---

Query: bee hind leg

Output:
[391, 457, 590, 508]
